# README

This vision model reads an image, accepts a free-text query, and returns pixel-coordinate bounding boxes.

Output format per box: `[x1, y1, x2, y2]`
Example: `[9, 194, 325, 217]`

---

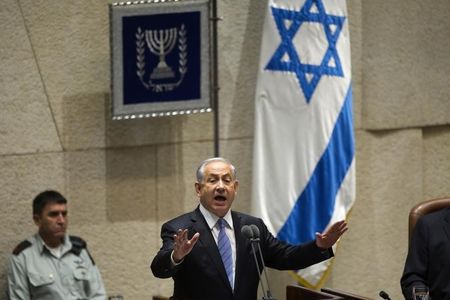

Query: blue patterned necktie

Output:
[217, 218, 233, 288]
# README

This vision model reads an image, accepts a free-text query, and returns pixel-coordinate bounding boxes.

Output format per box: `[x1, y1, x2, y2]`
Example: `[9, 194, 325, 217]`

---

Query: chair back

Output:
[408, 197, 450, 244]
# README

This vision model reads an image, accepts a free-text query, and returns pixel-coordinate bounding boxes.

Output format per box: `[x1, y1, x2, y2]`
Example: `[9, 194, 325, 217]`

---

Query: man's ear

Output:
[195, 182, 201, 196]
[33, 214, 40, 226]
[234, 180, 239, 194]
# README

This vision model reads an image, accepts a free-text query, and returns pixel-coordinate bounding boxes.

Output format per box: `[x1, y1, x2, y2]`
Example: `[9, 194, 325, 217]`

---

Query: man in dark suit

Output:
[151, 157, 348, 300]
[401, 207, 450, 300]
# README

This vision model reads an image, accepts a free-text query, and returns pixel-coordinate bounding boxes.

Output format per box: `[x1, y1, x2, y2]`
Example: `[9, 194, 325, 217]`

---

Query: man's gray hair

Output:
[196, 157, 237, 182]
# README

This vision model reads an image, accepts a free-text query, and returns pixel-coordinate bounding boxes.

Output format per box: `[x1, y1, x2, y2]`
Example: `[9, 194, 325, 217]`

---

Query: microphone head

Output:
[379, 291, 390, 300]
[250, 224, 260, 238]
[241, 225, 254, 239]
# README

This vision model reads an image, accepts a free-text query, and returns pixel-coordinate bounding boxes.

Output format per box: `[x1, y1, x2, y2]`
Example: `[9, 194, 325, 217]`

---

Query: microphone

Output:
[241, 225, 254, 240]
[249, 225, 274, 300]
[249, 224, 261, 242]
[241, 225, 266, 298]
[241, 224, 276, 300]
[379, 291, 392, 300]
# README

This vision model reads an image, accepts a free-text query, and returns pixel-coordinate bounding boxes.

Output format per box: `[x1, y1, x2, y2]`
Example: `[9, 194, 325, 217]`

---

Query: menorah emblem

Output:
[135, 25, 188, 92]
[145, 28, 178, 79]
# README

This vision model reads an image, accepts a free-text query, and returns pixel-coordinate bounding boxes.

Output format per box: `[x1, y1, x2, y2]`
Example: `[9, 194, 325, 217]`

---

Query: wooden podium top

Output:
[286, 285, 344, 300]
[286, 285, 374, 300]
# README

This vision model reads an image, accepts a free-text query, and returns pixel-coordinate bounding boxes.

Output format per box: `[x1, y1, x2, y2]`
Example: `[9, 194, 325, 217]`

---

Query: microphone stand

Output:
[249, 240, 268, 299]
[251, 237, 276, 300]
[253, 238, 275, 300]
[241, 224, 276, 300]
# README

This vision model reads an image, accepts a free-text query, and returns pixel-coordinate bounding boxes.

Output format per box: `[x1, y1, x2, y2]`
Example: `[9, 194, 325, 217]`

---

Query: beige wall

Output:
[1, 0, 450, 299]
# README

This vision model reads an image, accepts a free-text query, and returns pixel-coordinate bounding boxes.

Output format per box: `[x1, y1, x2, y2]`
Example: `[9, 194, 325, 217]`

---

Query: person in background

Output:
[401, 207, 450, 300]
[151, 157, 348, 300]
[7, 190, 106, 300]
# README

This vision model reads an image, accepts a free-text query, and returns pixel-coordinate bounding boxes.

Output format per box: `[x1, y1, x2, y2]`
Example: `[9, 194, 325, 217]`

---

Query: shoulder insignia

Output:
[13, 240, 32, 255]
[69, 235, 96, 265]
[69, 235, 87, 248]
[69, 235, 86, 256]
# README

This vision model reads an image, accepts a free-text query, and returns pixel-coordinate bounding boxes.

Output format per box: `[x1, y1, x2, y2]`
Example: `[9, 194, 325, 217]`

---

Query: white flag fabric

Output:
[251, 0, 355, 288]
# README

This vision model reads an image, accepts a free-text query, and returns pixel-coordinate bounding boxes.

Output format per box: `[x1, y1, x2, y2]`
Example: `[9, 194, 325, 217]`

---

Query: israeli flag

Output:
[251, 0, 355, 287]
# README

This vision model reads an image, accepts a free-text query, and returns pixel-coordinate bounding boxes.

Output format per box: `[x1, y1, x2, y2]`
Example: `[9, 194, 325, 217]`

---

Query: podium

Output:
[286, 285, 343, 300]
[321, 288, 374, 300]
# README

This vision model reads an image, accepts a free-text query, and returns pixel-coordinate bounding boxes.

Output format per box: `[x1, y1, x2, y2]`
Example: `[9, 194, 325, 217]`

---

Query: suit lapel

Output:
[191, 208, 232, 291]
[233, 211, 251, 293]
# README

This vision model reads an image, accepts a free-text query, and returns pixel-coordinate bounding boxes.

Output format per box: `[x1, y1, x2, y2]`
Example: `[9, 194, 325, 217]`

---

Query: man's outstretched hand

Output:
[315, 220, 348, 249]
[172, 229, 200, 263]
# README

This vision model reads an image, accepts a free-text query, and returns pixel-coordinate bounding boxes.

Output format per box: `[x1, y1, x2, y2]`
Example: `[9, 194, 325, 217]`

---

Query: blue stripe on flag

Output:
[277, 85, 354, 244]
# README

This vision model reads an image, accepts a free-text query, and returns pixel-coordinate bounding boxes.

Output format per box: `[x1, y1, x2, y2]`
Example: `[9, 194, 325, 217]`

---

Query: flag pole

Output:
[210, 0, 221, 156]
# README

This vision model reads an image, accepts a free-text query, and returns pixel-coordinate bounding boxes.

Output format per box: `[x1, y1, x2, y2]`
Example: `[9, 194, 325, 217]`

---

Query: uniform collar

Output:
[34, 233, 72, 256]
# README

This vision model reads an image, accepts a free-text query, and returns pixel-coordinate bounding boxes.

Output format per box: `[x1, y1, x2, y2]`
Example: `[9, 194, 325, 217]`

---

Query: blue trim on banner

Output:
[277, 85, 354, 244]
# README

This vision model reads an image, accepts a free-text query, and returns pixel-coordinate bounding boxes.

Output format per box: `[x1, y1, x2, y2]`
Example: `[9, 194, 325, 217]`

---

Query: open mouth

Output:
[214, 195, 227, 201]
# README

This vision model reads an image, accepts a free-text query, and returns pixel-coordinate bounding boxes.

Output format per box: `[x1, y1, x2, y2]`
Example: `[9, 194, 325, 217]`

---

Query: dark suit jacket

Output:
[151, 207, 333, 300]
[401, 207, 450, 300]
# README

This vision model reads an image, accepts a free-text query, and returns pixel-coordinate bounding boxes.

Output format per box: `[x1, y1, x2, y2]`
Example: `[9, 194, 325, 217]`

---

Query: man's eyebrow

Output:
[48, 210, 67, 214]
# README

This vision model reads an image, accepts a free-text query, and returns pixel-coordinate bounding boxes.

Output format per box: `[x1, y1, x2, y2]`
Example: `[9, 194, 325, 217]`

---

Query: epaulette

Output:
[69, 235, 96, 265]
[69, 235, 87, 255]
[12, 240, 32, 255]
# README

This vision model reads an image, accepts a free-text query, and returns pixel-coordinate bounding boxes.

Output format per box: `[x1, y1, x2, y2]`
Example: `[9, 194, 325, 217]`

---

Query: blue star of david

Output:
[265, 0, 346, 103]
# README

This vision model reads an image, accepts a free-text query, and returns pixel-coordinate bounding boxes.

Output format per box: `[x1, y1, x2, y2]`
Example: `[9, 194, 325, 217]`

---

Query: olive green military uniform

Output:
[7, 234, 106, 300]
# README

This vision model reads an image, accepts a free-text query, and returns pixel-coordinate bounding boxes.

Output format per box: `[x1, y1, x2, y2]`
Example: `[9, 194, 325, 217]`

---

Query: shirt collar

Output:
[199, 203, 234, 230]
[34, 233, 71, 255]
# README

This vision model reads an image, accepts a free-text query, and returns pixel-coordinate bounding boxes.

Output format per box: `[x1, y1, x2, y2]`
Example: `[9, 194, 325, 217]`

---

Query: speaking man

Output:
[151, 157, 347, 300]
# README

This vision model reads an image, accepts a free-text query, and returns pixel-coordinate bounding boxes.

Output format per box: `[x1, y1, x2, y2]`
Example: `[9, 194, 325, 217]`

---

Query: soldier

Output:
[7, 190, 106, 300]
